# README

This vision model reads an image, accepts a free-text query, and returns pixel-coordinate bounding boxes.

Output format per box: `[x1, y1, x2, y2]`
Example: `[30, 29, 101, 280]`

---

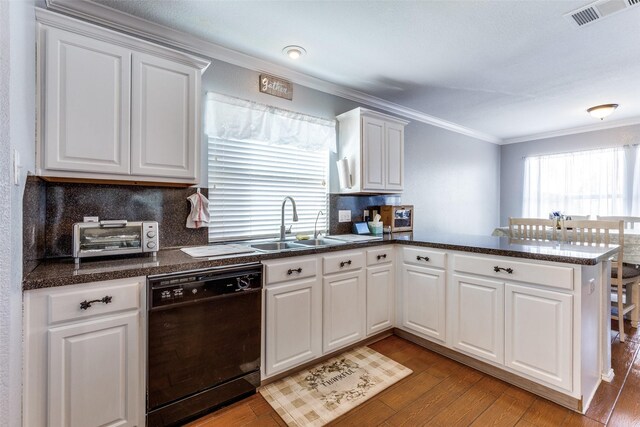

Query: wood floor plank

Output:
[427, 381, 500, 427]
[607, 378, 640, 426]
[521, 398, 571, 426]
[195, 402, 257, 426]
[609, 337, 640, 389]
[470, 388, 535, 427]
[584, 381, 620, 424]
[378, 370, 444, 411]
[328, 398, 396, 426]
[474, 375, 510, 398]
[562, 412, 605, 427]
[384, 370, 482, 427]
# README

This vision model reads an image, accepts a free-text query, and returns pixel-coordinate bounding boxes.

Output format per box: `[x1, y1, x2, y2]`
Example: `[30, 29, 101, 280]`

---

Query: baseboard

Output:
[601, 368, 615, 383]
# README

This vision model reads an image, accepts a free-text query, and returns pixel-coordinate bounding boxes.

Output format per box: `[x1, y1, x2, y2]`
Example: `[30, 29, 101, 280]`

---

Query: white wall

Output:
[0, 0, 36, 425]
[500, 124, 640, 225]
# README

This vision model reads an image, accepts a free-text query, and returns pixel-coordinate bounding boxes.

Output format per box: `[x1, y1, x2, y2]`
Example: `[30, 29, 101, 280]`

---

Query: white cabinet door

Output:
[48, 312, 140, 427]
[323, 270, 366, 353]
[131, 53, 199, 180]
[452, 274, 504, 364]
[265, 277, 322, 376]
[505, 283, 573, 391]
[361, 116, 386, 191]
[366, 264, 394, 336]
[385, 121, 404, 191]
[44, 28, 131, 174]
[401, 264, 446, 342]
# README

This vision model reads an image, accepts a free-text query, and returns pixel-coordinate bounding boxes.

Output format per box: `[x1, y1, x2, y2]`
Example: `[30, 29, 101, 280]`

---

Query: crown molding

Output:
[45, 0, 502, 145]
[502, 116, 640, 145]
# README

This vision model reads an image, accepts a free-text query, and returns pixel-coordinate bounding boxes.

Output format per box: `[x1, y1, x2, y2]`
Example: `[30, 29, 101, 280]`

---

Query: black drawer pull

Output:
[287, 268, 302, 275]
[377, 254, 387, 260]
[416, 255, 430, 262]
[79, 295, 113, 310]
[493, 266, 513, 274]
[340, 260, 353, 267]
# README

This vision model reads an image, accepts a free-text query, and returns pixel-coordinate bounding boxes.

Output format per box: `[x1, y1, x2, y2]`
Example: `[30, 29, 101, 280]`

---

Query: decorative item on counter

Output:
[549, 211, 564, 228]
[368, 214, 383, 235]
[186, 188, 210, 229]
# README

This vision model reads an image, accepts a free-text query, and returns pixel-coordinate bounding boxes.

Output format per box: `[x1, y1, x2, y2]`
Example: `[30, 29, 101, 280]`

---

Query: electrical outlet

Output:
[338, 210, 351, 223]
[363, 209, 369, 220]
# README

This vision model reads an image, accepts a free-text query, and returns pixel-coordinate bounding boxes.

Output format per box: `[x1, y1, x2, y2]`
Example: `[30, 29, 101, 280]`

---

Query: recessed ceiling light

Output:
[283, 45, 306, 60]
[587, 103, 619, 120]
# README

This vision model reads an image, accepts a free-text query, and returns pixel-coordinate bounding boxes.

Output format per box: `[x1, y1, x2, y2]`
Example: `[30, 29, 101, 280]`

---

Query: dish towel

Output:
[186, 190, 210, 228]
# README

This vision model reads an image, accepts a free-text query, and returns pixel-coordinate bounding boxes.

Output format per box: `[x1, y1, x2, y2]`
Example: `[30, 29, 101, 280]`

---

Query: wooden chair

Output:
[597, 216, 640, 230]
[562, 219, 639, 342]
[508, 217, 558, 241]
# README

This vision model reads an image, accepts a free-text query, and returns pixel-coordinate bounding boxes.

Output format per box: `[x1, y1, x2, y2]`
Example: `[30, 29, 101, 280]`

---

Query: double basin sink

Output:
[248, 238, 345, 252]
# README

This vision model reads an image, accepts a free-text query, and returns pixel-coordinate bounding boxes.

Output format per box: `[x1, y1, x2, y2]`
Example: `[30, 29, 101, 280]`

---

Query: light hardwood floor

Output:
[187, 322, 640, 427]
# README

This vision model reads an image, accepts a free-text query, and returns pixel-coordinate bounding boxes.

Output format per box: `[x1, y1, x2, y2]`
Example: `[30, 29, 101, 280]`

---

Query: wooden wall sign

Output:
[259, 74, 293, 100]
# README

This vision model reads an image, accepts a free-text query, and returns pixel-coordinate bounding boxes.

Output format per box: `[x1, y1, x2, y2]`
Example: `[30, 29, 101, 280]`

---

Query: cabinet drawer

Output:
[323, 250, 365, 275]
[367, 247, 393, 266]
[47, 278, 142, 324]
[264, 256, 317, 285]
[402, 247, 446, 269]
[454, 255, 573, 290]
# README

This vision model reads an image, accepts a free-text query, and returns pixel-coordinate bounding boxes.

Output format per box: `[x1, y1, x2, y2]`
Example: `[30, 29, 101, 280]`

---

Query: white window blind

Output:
[205, 93, 335, 242]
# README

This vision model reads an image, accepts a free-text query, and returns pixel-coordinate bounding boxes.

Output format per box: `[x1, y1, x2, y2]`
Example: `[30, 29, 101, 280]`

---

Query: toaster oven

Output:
[380, 205, 413, 232]
[73, 220, 159, 264]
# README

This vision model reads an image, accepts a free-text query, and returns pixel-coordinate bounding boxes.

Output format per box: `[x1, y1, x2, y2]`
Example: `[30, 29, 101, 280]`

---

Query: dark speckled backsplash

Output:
[23, 176, 209, 265]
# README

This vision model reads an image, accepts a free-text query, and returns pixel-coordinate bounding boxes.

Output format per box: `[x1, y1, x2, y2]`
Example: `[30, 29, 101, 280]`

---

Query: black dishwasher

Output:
[146, 263, 262, 427]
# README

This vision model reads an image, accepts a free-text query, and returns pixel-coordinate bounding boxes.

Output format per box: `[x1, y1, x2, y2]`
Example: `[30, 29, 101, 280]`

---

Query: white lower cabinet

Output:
[264, 277, 322, 377]
[366, 264, 394, 335]
[24, 277, 145, 427]
[505, 283, 573, 391]
[323, 269, 366, 353]
[452, 274, 504, 364]
[401, 263, 446, 342]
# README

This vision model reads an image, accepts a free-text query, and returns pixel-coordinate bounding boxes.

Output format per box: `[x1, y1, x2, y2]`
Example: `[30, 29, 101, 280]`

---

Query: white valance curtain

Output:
[523, 147, 628, 218]
[205, 92, 336, 152]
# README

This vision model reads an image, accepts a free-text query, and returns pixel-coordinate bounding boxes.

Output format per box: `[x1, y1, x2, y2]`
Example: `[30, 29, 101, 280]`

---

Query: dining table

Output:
[492, 226, 640, 265]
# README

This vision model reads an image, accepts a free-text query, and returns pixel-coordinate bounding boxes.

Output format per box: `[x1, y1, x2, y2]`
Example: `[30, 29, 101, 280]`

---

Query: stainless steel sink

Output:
[249, 242, 303, 252]
[294, 238, 344, 247]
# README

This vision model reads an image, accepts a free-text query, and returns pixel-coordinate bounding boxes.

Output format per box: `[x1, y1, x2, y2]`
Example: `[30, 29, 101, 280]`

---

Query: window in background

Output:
[523, 147, 627, 218]
[205, 93, 335, 242]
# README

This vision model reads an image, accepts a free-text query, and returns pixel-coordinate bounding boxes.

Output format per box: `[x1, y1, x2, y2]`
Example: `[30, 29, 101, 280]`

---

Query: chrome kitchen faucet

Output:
[280, 196, 299, 241]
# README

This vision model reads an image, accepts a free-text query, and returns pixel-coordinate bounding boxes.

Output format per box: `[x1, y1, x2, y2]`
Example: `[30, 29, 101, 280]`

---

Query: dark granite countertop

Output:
[23, 232, 619, 290]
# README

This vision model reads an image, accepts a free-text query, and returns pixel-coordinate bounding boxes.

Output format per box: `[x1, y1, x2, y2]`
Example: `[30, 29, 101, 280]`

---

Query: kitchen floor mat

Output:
[259, 346, 412, 427]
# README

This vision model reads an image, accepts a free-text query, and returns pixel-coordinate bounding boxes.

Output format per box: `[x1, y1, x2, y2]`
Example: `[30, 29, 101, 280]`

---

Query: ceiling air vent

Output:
[571, 7, 600, 26]
[564, 0, 637, 28]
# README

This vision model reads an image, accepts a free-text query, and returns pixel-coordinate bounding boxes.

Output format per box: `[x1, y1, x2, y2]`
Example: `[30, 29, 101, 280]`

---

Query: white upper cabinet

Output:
[131, 53, 199, 179]
[43, 28, 131, 175]
[337, 107, 408, 194]
[37, 10, 209, 184]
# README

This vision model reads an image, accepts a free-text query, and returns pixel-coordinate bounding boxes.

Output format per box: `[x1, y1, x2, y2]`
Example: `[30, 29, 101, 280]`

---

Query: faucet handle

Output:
[286, 224, 293, 234]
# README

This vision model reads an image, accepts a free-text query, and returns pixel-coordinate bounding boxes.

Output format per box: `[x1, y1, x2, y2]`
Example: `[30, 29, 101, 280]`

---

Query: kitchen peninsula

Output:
[22, 233, 617, 425]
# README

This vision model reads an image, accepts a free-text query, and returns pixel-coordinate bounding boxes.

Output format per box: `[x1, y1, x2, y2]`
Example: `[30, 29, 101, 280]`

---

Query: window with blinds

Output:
[208, 137, 329, 242]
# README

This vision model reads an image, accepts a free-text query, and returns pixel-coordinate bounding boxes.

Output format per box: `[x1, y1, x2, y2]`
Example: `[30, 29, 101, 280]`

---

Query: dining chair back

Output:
[508, 218, 557, 241]
[562, 219, 639, 342]
[564, 214, 590, 220]
[597, 216, 640, 230]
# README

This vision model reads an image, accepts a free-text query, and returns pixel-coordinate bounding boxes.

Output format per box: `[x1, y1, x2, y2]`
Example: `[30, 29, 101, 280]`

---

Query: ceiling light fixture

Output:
[587, 103, 619, 120]
[282, 45, 306, 60]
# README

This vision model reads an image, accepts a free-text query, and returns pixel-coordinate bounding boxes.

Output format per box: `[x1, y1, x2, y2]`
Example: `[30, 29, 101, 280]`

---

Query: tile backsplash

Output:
[23, 176, 208, 265]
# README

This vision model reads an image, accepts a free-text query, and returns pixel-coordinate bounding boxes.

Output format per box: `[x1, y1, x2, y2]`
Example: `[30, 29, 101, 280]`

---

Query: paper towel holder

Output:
[337, 157, 353, 189]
